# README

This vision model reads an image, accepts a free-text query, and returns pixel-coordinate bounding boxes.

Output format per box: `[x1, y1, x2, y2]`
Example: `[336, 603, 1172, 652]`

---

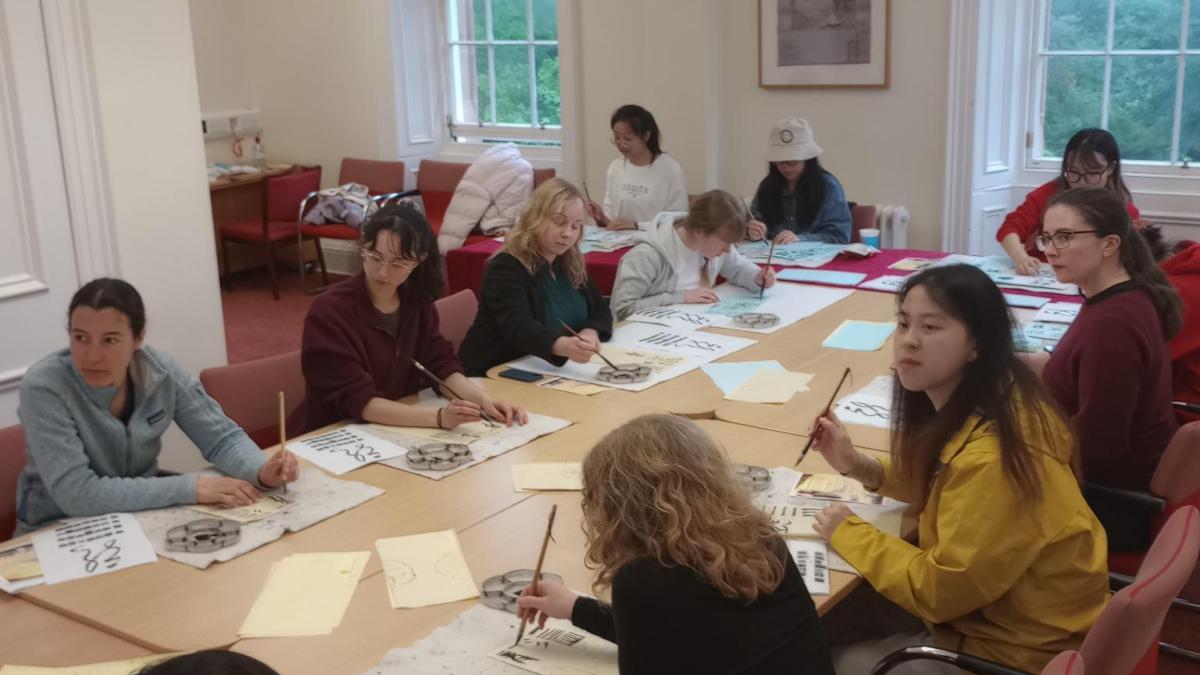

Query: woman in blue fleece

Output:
[14, 279, 298, 534]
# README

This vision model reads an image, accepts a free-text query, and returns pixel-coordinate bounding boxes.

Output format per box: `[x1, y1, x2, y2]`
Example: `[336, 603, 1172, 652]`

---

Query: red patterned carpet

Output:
[220, 268, 348, 364]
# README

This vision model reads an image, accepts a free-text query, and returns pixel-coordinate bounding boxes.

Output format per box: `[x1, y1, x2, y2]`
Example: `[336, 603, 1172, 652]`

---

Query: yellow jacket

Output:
[831, 410, 1109, 672]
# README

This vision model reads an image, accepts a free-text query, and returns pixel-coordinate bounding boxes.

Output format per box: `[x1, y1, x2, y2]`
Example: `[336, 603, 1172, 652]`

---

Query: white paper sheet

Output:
[1032, 301, 1082, 324]
[786, 539, 831, 595]
[832, 375, 893, 430]
[286, 426, 409, 475]
[607, 322, 756, 361]
[32, 513, 157, 585]
[857, 274, 909, 294]
[625, 306, 719, 331]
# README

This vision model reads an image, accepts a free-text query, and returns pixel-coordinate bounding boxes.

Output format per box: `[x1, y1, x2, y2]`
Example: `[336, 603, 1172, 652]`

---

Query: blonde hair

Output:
[679, 189, 750, 243]
[500, 177, 588, 287]
[581, 414, 786, 601]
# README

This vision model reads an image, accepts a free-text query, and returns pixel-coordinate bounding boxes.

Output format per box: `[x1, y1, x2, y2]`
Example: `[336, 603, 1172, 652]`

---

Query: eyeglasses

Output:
[1034, 229, 1099, 252]
[361, 249, 420, 271]
[1063, 165, 1112, 184]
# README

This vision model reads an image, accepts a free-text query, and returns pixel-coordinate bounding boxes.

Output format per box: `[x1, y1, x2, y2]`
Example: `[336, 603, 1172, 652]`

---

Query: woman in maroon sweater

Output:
[1028, 187, 1181, 550]
[997, 129, 1139, 275]
[292, 204, 525, 434]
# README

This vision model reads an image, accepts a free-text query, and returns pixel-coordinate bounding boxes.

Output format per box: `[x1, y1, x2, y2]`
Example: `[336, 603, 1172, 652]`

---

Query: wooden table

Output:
[0, 592, 157, 668]
[209, 163, 299, 281]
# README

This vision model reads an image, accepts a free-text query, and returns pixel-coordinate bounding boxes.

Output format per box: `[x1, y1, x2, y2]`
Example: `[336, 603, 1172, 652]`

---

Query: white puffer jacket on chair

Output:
[437, 143, 533, 253]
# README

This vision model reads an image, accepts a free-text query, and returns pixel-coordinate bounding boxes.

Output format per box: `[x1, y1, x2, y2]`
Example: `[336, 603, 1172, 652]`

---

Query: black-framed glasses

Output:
[1034, 229, 1099, 252]
[1063, 165, 1112, 184]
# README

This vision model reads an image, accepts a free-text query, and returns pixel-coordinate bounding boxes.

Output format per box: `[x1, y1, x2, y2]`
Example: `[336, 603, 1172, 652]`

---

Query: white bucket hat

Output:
[766, 117, 822, 162]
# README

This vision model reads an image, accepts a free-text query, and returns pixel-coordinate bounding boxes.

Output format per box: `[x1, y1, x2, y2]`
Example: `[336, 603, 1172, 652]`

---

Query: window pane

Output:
[1048, 0, 1107, 51]
[491, 0, 527, 40]
[1181, 56, 1200, 162]
[535, 45, 560, 126]
[533, 0, 557, 40]
[1043, 56, 1104, 156]
[1109, 56, 1176, 161]
[450, 46, 488, 124]
[494, 46, 531, 124]
[1113, 0, 1182, 50]
[1190, 0, 1200, 49]
[448, 0, 486, 41]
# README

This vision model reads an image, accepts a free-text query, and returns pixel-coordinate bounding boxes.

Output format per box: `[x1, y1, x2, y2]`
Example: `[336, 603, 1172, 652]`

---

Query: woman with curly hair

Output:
[516, 414, 834, 674]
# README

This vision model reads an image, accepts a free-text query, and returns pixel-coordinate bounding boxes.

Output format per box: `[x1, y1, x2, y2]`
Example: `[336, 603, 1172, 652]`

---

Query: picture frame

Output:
[759, 0, 891, 89]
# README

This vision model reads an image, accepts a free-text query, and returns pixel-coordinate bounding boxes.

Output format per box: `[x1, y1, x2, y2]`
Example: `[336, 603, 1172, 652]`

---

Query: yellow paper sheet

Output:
[237, 551, 370, 638]
[725, 370, 813, 404]
[375, 530, 478, 608]
[790, 473, 885, 506]
[537, 376, 608, 396]
[368, 420, 503, 445]
[512, 462, 583, 492]
[588, 346, 687, 373]
[187, 493, 294, 523]
[0, 543, 41, 582]
[0, 653, 182, 674]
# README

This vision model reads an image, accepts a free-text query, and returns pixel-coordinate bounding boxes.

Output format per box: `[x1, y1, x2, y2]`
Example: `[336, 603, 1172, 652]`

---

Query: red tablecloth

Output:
[444, 242, 1081, 304]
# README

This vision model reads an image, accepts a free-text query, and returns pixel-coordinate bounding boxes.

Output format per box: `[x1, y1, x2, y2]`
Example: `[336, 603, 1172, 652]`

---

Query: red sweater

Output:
[997, 180, 1141, 261]
[292, 273, 463, 433]
[1164, 242, 1200, 422]
[1043, 282, 1176, 490]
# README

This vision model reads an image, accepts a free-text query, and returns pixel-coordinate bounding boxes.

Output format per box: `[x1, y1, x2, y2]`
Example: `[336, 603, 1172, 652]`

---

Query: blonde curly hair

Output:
[581, 414, 786, 601]
[500, 177, 588, 287]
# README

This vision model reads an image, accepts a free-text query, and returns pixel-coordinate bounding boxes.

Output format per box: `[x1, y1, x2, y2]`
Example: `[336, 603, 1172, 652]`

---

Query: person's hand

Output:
[684, 288, 720, 304]
[607, 218, 637, 231]
[1013, 253, 1041, 277]
[257, 449, 300, 489]
[774, 230, 798, 245]
[554, 336, 597, 364]
[439, 398, 483, 428]
[196, 476, 260, 508]
[482, 397, 527, 427]
[755, 266, 776, 289]
[515, 579, 580, 630]
[746, 219, 768, 241]
[587, 201, 608, 225]
[813, 503, 854, 541]
[811, 411, 859, 474]
[578, 328, 601, 353]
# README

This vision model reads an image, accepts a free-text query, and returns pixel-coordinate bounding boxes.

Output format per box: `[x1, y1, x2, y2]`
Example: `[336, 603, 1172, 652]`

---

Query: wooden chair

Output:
[0, 425, 27, 541]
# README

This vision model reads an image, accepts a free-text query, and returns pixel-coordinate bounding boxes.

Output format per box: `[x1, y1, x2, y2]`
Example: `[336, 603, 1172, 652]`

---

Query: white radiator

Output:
[874, 205, 909, 248]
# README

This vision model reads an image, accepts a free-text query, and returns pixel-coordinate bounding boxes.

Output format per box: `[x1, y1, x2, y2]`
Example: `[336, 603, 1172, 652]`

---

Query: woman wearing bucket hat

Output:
[748, 118, 852, 245]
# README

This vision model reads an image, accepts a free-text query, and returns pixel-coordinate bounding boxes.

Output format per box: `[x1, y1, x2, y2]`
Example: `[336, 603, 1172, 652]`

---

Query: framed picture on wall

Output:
[759, 0, 890, 89]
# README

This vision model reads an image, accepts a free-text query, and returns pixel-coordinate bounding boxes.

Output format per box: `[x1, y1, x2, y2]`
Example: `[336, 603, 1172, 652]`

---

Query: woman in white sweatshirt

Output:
[586, 104, 689, 231]
[610, 190, 776, 320]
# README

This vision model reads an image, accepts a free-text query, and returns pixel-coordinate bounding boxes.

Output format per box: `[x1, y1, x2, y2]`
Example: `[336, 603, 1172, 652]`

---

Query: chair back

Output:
[851, 204, 878, 244]
[532, 168, 556, 187]
[338, 158, 407, 195]
[1080, 505, 1200, 675]
[0, 425, 27, 541]
[266, 166, 322, 222]
[433, 289, 479, 353]
[1151, 421, 1200, 503]
[199, 351, 306, 449]
[1041, 651, 1084, 675]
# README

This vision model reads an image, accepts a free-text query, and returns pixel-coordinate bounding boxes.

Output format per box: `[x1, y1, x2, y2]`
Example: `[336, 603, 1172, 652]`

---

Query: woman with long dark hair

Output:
[1032, 186, 1181, 549]
[810, 265, 1107, 674]
[997, 128, 1140, 275]
[747, 118, 851, 244]
[586, 104, 688, 231]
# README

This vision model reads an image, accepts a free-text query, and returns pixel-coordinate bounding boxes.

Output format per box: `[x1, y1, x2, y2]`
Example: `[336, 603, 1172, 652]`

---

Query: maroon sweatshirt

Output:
[1043, 281, 1177, 490]
[292, 272, 463, 433]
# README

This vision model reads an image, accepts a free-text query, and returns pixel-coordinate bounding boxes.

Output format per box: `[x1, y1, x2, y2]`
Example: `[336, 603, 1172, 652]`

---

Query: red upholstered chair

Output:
[433, 289, 478, 353]
[219, 166, 325, 300]
[298, 158, 411, 293]
[0, 425, 27, 541]
[199, 351, 306, 450]
[851, 204, 878, 244]
[872, 506, 1200, 675]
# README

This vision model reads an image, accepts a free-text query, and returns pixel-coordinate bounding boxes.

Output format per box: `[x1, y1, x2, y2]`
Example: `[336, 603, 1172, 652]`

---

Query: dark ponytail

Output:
[1047, 187, 1182, 338]
[610, 104, 663, 159]
[68, 278, 147, 337]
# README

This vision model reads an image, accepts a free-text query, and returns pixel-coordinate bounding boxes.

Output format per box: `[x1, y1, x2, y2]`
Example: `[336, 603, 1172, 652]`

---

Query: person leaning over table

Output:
[15, 278, 299, 535]
[291, 203, 526, 435]
[459, 178, 613, 376]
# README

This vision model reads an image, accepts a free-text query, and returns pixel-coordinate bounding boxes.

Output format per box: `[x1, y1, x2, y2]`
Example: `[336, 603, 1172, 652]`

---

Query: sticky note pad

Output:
[238, 551, 370, 637]
[776, 269, 868, 287]
[700, 360, 784, 395]
[822, 320, 897, 352]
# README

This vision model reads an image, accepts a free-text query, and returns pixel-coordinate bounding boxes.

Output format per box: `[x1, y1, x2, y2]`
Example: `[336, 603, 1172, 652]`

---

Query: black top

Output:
[570, 544, 835, 675]
[459, 252, 613, 376]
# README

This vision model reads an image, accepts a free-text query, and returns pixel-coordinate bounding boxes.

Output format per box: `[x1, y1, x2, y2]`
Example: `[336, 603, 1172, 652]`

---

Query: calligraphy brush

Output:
[558, 319, 617, 370]
[278, 391, 290, 495]
[760, 239, 776, 300]
[794, 367, 852, 466]
[514, 503, 558, 647]
[411, 359, 499, 428]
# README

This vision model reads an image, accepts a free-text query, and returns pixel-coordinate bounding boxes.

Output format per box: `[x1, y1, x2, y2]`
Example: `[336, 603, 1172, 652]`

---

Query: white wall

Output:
[86, 0, 229, 470]
[188, 0, 252, 164]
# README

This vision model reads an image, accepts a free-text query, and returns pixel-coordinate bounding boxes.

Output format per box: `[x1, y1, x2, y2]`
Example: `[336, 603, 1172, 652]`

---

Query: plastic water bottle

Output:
[251, 135, 266, 169]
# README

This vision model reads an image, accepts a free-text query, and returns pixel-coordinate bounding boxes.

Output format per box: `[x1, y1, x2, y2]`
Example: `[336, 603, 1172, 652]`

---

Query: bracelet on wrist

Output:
[436, 407, 445, 429]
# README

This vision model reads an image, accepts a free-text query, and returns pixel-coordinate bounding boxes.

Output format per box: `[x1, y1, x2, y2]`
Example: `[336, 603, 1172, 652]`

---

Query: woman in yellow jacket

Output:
[811, 264, 1109, 674]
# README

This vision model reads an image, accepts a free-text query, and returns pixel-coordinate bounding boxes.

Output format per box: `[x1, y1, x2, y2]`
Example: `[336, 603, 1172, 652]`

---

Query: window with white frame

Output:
[1032, 0, 1200, 169]
[445, 0, 560, 144]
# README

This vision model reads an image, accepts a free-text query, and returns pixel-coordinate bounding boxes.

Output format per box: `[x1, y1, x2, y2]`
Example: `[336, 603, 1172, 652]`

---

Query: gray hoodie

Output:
[610, 212, 762, 320]
[16, 346, 267, 533]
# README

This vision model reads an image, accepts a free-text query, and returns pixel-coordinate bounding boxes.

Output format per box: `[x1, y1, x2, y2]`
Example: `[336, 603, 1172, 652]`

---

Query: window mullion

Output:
[485, 0, 497, 124]
[1101, 0, 1116, 128]
[527, 0, 537, 127]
